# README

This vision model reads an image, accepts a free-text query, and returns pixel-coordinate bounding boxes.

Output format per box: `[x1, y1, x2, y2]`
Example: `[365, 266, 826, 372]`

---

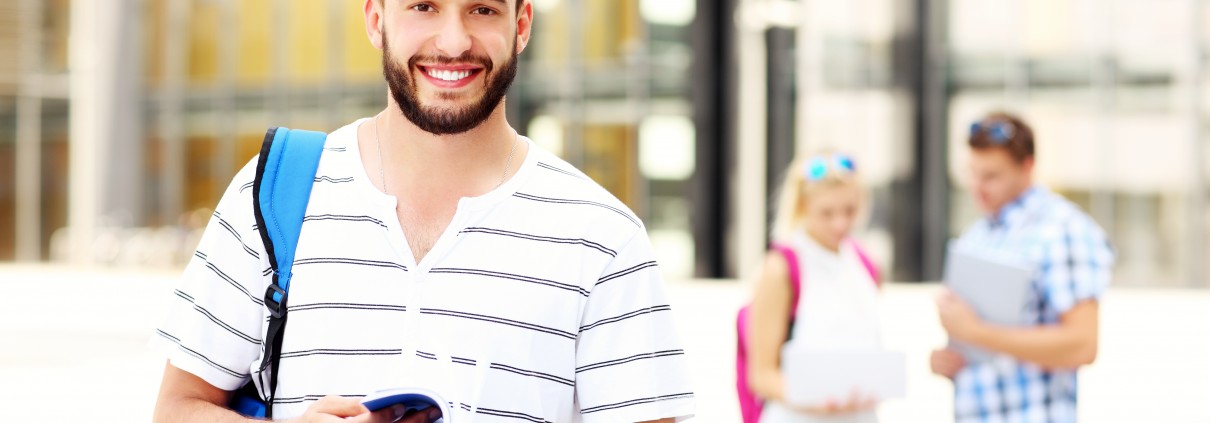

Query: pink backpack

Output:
[735, 241, 881, 423]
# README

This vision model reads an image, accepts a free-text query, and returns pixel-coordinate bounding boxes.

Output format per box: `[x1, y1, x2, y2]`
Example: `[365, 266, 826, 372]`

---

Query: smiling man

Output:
[151, 1, 695, 422]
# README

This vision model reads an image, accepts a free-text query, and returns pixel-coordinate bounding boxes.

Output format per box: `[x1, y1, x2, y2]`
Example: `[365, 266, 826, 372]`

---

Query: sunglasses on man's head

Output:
[970, 121, 1015, 144]
[804, 154, 857, 182]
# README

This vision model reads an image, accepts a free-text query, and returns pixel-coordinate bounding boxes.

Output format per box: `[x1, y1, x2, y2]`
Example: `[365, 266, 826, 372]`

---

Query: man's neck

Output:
[991, 182, 1036, 221]
[376, 100, 518, 196]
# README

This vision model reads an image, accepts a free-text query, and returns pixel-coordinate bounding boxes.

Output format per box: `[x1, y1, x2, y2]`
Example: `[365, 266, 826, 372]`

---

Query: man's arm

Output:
[153, 362, 254, 423]
[938, 293, 1099, 369]
[154, 362, 417, 423]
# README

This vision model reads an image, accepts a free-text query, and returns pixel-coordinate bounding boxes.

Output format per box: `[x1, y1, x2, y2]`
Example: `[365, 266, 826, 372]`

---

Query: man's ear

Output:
[515, 0, 534, 54]
[364, 0, 385, 50]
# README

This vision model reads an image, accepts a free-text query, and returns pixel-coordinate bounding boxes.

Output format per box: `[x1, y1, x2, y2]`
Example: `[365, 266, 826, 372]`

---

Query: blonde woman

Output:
[744, 153, 883, 423]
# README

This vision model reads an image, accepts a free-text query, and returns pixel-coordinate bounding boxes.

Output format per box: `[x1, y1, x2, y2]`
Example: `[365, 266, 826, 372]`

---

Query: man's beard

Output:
[382, 34, 519, 135]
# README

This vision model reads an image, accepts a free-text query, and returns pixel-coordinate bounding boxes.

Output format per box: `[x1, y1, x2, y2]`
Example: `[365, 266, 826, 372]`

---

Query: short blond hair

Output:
[769, 152, 865, 241]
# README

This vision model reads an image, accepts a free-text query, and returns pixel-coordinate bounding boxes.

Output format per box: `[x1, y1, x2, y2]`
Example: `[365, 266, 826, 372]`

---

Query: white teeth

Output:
[427, 69, 472, 82]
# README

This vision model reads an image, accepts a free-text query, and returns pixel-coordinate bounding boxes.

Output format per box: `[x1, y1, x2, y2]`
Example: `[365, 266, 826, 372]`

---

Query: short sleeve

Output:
[574, 228, 695, 423]
[1038, 215, 1115, 315]
[150, 159, 270, 391]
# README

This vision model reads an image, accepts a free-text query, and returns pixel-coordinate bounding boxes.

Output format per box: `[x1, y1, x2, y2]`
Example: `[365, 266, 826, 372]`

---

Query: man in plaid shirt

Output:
[931, 112, 1115, 423]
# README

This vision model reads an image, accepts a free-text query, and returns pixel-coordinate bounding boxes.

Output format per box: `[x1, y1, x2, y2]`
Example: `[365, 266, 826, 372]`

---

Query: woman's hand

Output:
[796, 389, 879, 416]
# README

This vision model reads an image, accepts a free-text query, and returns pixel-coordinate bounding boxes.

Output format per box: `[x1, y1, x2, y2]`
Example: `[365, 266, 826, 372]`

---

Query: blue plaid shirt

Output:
[951, 187, 1115, 423]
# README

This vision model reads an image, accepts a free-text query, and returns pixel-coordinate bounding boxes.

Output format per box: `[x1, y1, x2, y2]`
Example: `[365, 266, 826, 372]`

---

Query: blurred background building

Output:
[0, 0, 1207, 288]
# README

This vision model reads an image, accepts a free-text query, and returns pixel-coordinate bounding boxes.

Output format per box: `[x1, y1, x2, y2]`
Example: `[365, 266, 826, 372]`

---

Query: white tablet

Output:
[781, 348, 907, 407]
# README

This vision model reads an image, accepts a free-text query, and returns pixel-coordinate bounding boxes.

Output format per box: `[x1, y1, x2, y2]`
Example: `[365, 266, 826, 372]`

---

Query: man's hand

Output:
[930, 348, 966, 380]
[797, 389, 878, 416]
[288, 396, 441, 423]
[936, 288, 985, 342]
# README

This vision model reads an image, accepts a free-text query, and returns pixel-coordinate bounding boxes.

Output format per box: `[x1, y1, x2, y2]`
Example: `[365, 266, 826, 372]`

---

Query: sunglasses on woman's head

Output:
[804, 154, 857, 182]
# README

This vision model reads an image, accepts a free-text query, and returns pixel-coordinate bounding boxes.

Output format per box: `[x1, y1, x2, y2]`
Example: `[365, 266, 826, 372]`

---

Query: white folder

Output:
[781, 347, 907, 407]
[943, 241, 1035, 362]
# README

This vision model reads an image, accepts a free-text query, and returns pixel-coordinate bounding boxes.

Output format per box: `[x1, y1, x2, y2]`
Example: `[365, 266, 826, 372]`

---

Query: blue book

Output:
[361, 387, 451, 423]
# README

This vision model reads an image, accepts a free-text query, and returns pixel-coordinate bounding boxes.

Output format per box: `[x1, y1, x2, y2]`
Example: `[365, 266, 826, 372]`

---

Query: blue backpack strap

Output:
[251, 126, 326, 418]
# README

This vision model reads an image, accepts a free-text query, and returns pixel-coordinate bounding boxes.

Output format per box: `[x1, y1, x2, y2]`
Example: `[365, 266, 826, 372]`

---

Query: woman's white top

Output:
[761, 233, 882, 423]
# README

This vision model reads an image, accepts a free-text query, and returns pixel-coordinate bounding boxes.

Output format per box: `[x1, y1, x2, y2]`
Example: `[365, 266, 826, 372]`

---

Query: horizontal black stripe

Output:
[288, 302, 407, 313]
[203, 261, 264, 306]
[576, 349, 685, 373]
[536, 162, 586, 180]
[430, 268, 588, 297]
[490, 363, 574, 387]
[477, 407, 552, 423]
[403, 351, 479, 365]
[239, 181, 254, 193]
[303, 214, 388, 228]
[419, 308, 576, 340]
[174, 290, 261, 344]
[451, 356, 477, 365]
[214, 212, 260, 259]
[325, 146, 347, 152]
[314, 176, 354, 183]
[293, 257, 408, 272]
[581, 392, 695, 414]
[194, 251, 208, 261]
[156, 329, 245, 378]
[156, 329, 181, 343]
[512, 193, 640, 226]
[596, 261, 659, 286]
[262, 267, 273, 277]
[460, 227, 616, 257]
[280, 348, 401, 359]
[580, 305, 672, 332]
[175, 289, 196, 302]
[271, 394, 363, 404]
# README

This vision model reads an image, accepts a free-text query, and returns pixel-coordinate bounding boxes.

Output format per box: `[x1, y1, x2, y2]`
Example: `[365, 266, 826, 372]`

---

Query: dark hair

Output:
[968, 112, 1035, 163]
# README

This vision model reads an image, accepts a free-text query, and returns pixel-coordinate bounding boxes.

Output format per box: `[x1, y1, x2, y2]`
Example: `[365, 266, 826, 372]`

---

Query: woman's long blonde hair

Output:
[769, 152, 866, 242]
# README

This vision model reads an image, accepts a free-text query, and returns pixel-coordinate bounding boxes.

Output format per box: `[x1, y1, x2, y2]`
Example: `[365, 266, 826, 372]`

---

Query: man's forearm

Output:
[154, 396, 258, 423]
[966, 323, 1096, 369]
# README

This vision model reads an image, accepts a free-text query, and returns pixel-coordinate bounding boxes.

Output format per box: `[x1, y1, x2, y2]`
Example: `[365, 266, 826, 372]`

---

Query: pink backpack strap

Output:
[769, 243, 802, 317]
[850, 240, 882, 287]
[734, 243, 804, 423]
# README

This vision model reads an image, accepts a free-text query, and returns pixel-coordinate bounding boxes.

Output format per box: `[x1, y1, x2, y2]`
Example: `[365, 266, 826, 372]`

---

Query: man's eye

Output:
[412, 4, 434, 12]
[472, 7, 497, 15]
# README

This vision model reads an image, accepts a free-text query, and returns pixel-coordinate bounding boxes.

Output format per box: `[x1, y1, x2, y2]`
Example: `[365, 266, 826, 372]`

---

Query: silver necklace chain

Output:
[374, 112, 387, 192]
[498, 132, 519, 189]
[374, 113, 519, 194]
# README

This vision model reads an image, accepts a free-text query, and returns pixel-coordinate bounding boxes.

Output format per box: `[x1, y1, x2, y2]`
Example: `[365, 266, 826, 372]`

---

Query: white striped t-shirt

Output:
[152, 118, 696, 422]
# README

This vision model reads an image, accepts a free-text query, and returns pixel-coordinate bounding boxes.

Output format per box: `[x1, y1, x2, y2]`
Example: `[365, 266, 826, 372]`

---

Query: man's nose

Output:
[435, 15, 472, 58]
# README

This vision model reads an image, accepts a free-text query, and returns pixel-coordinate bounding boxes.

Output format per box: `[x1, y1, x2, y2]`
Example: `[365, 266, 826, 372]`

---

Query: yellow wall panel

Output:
[287, 0, 328, 84]
[237, 0, 273, 85]
[344, 4, 382, 81]
[188, 1, 220, 84]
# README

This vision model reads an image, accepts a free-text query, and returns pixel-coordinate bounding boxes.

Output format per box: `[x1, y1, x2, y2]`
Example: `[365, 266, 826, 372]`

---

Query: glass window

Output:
[0, 97, 15, 260]
[947, 0, 1204, 287]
